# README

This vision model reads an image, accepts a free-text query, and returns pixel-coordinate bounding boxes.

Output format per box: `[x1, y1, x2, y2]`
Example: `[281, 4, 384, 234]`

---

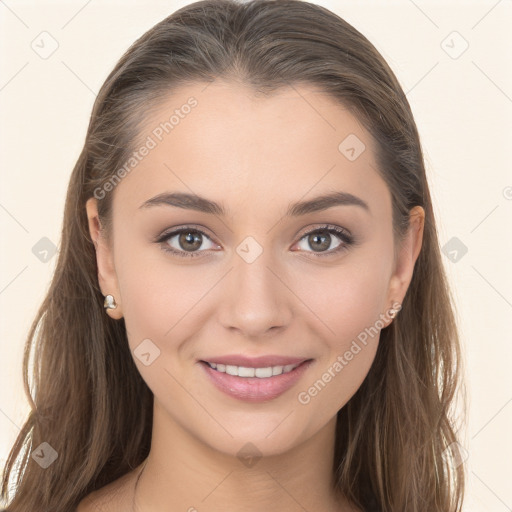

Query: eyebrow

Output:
[139, 191, 370, 216]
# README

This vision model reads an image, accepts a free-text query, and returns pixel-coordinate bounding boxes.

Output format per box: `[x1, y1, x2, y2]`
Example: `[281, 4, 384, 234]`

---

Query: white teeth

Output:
[272, 365, 284, 376]
[238, 366, 255, 377]
[206, 361, 302, 378]
[226, 365, 238, 376]
[255, 367, 272, 378]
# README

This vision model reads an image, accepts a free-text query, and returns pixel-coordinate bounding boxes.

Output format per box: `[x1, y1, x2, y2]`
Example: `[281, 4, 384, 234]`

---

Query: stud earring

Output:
[388, 302, 402, 319]
[103, 294, 117, 310]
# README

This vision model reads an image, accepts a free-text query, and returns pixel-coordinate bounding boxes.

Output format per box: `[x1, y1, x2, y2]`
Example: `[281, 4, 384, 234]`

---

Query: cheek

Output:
[119, 262, 201, 341]
[297, 253, 392, 349]
[330, 268, 388, 349]
[115, 257, 203, 397]
[115, 247, 222, 382]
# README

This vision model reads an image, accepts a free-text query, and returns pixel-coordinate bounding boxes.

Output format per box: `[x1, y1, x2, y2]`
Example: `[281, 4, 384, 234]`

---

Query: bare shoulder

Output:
[76, 468, 139, 512]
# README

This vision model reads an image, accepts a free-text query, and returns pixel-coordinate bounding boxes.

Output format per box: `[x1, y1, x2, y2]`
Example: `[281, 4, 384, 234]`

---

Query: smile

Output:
[199, 359, 314, 402]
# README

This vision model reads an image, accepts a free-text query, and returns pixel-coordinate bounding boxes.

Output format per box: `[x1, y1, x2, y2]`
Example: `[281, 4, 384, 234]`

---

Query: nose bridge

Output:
[218, 238, 292, 337]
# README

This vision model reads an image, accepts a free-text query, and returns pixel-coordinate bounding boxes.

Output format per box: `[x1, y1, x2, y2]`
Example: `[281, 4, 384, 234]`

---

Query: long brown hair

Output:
[1, 1, 466, 510]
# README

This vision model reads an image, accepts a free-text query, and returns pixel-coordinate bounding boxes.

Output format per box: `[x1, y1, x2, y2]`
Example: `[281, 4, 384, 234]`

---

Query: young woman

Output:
[0, 1, 465, 511]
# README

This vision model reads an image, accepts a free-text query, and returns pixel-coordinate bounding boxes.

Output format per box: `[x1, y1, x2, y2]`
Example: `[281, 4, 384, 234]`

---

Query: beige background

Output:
[1, 0, 511, 509]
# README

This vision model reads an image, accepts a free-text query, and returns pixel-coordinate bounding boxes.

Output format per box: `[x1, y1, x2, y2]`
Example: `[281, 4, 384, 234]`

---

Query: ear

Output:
[85, 197, 123, 320]
[384, 205, 425, 326]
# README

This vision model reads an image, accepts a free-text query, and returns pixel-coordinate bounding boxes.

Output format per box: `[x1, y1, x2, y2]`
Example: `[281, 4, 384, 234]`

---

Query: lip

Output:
[198, 354, 310, 367]
[199, 358, 315, 403]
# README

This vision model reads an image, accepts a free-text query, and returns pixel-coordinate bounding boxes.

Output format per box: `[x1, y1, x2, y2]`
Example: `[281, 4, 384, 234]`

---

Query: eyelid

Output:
[154, 224, 216, 244]
[295, 223, 352, 240]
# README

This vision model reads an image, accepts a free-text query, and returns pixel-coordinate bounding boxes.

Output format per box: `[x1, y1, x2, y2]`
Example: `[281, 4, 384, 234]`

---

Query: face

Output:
[87, 80, 423, 458]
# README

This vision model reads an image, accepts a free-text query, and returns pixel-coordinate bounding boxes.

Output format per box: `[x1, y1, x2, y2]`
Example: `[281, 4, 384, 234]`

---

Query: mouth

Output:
[198, 358, 315, 403]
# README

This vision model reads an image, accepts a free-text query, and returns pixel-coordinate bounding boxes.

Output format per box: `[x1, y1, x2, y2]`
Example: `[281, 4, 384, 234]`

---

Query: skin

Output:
[81, 80, 424, 512]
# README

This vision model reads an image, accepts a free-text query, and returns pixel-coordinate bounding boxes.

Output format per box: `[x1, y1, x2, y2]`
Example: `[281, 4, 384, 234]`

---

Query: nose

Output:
[217, 249, 293, 339]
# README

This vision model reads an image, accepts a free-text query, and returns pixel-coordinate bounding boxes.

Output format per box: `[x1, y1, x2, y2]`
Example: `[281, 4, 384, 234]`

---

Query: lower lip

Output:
[199, 359, 314, 403]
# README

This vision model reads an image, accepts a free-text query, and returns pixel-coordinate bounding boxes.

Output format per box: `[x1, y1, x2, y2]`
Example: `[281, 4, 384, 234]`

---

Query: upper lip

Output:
[200, 354, 312, 368]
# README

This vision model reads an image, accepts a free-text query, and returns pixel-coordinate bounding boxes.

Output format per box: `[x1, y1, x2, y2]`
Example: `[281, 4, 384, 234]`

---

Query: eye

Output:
[156, 226, 219, 258]
[293, 225, 355, 257]
[155, 224, 355, 259]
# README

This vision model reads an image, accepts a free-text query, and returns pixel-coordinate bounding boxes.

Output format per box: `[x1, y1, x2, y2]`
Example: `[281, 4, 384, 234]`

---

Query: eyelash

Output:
[155, 224, 355, 259]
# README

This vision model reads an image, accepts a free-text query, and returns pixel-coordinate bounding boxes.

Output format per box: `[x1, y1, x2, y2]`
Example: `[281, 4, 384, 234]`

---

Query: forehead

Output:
[111, 80, 390, 221]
